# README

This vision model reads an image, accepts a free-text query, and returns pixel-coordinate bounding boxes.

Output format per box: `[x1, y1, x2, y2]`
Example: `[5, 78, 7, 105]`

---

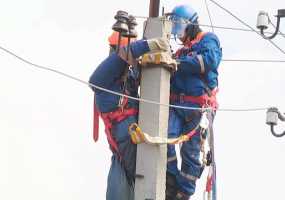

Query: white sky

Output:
[1, 0, 285, 199]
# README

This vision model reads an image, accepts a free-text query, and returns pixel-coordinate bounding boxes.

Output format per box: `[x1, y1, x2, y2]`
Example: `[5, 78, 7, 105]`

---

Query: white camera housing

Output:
[257, 11, 269, 30]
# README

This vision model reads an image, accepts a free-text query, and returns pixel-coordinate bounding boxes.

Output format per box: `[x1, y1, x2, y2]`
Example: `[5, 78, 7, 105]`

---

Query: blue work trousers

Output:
[106, 116, 137, 200]
[167, 102, 204, 196]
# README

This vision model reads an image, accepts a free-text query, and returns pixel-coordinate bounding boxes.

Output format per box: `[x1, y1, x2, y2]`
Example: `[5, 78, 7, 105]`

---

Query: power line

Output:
[208, 0, 285, 55]
[204, 0, 215, 33]
[0, 45, 271, 112]
[137, 15, 285, 55]
[199, 2, 285, 63]
[222, 59, 285, 63]
[134, 15, 284, 36]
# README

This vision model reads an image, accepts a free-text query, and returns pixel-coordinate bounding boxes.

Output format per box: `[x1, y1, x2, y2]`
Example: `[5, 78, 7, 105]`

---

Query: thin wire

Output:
[218, 107, 269, 112]
[135, 15, 285, 63]
[204, 0, 215, 33]
[0, 45, 271, 112]
[208, 0, 285, 55]
[134, 15, 284, 36]
[222, 58, 285, 63]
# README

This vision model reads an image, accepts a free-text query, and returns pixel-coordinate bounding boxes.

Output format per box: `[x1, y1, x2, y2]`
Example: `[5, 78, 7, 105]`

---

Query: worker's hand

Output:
[147, 37, 170, 52]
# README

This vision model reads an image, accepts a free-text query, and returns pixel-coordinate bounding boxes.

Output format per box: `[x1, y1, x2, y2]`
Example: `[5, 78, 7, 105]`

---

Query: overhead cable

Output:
[0, 45, 273, 112]
[134, 15, 284, 36]
[222, 59, 285, 63]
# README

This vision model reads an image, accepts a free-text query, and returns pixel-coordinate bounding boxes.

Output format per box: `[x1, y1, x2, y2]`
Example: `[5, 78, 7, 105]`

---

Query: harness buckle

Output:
[179, 93, 185, 103]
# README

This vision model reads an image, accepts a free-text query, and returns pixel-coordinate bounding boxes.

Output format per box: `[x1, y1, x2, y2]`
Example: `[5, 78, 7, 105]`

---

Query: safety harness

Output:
[172, 31, 219, 110]
[175, 32, 218, 200]
[93, 96, 138, 154]
[129, 122, 199, 145]
[175, 31, 207, 58]
[128, 110, 215, 199]
[93, 64, 138, 155]
[170, 87, 218, 109]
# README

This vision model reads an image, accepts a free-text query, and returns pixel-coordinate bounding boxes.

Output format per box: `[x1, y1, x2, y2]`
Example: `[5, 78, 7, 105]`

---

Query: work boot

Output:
[175, 191, 190, 200]
[165, 172, 178, 200]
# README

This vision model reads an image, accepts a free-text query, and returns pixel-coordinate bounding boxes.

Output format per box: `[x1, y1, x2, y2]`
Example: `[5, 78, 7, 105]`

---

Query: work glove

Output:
[141, 51, 177, 72]
[147, 37, 170, 52]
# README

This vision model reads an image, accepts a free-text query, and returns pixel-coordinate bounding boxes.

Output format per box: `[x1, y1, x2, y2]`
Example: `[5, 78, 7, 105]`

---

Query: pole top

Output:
[149, 0, 160, 17]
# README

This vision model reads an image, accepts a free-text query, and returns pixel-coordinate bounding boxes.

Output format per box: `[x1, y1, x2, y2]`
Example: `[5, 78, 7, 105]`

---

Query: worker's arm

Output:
[178, 33, 222, 74]
[89, 40, 150, 92]
[89, 53, 127, 92]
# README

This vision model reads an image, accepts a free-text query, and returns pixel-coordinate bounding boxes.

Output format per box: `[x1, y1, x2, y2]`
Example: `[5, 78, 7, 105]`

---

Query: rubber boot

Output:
[165, 172, 178, 200]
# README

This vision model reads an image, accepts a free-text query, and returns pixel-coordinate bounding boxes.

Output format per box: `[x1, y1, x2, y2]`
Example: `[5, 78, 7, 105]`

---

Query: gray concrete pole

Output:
[134, 16, 172, 200]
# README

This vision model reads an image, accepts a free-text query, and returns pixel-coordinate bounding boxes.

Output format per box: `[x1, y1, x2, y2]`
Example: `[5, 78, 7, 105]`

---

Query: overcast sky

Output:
[1, 0, 285, 199]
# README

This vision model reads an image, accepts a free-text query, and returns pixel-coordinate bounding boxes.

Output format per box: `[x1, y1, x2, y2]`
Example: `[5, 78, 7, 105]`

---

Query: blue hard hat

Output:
[172, 5, 198, 22]
[170, 4, 198, 37]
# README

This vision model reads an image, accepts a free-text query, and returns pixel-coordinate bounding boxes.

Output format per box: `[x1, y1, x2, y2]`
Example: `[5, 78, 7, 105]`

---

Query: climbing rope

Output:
[128, 123, 199, 145]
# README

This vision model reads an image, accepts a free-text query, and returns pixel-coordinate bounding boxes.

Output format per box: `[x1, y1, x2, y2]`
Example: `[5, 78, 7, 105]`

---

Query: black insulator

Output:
[122, 15, 138, 38]
[112, 10, 129, 33]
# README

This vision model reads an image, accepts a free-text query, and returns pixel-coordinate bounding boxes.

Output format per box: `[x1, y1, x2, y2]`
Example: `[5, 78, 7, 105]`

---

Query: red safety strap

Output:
[93, 97, 138, 154]
[101, 107, 138, 153]
[93, 96, 100, 142]
[206, 174, 213, 193]
[186, 129, 197, 139]
[170, 88, 218, 109]
[176, 32, 207, 58]
[92, 96, 128, 144]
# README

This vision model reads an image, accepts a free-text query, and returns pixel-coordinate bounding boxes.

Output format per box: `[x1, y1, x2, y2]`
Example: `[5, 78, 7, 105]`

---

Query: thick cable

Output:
[0, 45, 272, 112]
[269, 18, 285, 39]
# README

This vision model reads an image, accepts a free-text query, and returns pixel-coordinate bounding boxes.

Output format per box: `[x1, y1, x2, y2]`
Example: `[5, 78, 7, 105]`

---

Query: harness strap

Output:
[170, 88, 218, 109]
[185, 32, 207, 49]
[176, 32, 208, 58]
[100, 104, 138, 154]
[207, 111, 217, 200]
[93, 96, 100, 142]
[176, 31, 217, 98]
[100, 114, 119, 153]
[206, 167, 213, 193]
[128, 123, 199, 145]
[200, 75, 214, 97]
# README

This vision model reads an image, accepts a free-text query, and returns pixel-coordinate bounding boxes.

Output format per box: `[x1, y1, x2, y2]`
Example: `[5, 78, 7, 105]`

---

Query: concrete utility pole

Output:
[134, 0, 172, 199]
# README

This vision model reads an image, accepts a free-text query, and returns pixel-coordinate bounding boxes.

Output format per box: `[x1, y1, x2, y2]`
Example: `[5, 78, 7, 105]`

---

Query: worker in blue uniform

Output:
[89, 31, 169, 200]
[166, 4, 222, 200]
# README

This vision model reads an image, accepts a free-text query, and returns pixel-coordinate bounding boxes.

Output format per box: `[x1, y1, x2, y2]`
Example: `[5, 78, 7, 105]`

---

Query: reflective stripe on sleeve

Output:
[197, 54, 205, 74]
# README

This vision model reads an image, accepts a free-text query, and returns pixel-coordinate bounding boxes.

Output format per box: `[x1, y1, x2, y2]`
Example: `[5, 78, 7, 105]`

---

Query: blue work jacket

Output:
[89, 40, 150, 113]
[171, 32, 222, 96]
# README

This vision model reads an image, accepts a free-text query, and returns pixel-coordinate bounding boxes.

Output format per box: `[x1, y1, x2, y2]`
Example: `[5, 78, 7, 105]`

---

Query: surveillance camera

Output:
[257, 11, 269, 30]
